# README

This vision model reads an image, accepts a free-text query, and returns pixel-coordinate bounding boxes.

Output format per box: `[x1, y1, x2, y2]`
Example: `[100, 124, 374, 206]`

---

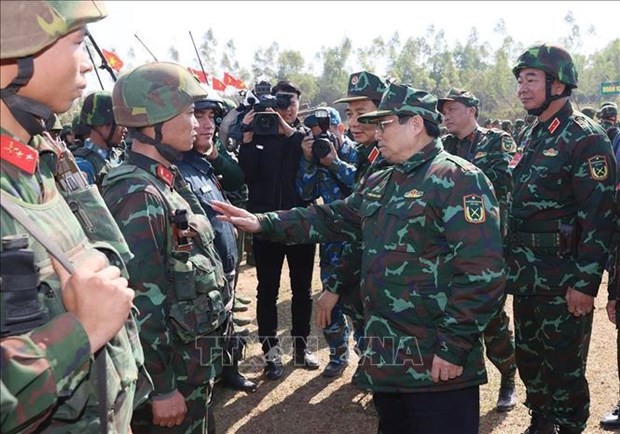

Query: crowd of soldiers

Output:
[1, 1, 619, 434]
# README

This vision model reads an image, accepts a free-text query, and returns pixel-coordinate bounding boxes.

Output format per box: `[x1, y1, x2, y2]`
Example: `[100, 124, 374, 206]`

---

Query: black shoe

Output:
[601, 403, 620, 428]
[222, 366, 258, 393]
[523, 412, 557, 434]
[264, 361, 284, 380]
[496, 383, 517, 412]
[294, 349, 320, 370]
[322, 361, 348, 378]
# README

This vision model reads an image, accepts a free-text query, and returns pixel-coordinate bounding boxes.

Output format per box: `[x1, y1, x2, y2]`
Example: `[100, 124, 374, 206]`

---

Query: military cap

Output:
[437, 88, 480, 113]
[304, 107, 342, 128]
[514, 118, 525, 129]
[357, 83, 442, 125]
[113, 62, 207, 128]
[512, 43, 578, 89]
[80, 91, 114, 126]
[333, 71, 387, 104]
[1, 1, 107, 59]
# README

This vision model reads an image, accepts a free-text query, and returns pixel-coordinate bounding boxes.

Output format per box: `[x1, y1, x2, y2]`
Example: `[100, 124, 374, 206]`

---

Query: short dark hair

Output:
[423, 119, 440, 138]
[272, 80, 301, 97]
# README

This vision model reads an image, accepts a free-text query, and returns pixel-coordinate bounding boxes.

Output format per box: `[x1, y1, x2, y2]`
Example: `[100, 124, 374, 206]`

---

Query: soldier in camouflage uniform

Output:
[313, 72, 389, 364]
[597, 102, 619, 142]
[0, 1, 149, 432]
[212, 83, 506, 434]
[74, 91, 127, 187]
[580, 106, 596, 120]
[508, 43, 618, 434]
[297, 106, 358, 378]
[438, 87, 518, 412]
[103, 62, 231, 434]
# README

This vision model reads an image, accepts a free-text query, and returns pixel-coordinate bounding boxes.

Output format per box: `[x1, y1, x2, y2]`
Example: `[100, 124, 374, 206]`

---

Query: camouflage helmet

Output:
[598, 102, 618, 119]
[512, 43, 578, 89]
[501, 120, 513, 130]
[514, 118, 525, 130]
[113, 62, 207, 127]
[581, 106, 596, 119]
[357, 83, 442, 125]
[80, 91, 114, 126]
[1, 1, 107, 59]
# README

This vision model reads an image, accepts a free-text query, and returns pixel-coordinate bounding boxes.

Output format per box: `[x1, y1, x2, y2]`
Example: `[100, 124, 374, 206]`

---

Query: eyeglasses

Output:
[375, 119, 395, 133]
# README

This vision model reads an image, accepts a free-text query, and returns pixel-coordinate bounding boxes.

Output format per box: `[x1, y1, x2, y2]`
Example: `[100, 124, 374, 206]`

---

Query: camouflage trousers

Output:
[131, 381, 214, 434]
[514, 295, 593, 432]
[483, 295, 517, 383]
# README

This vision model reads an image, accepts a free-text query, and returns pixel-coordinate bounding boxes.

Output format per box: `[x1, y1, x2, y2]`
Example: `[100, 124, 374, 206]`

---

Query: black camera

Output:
[251, 94, 293, 135]
[311, 108, 336, 162]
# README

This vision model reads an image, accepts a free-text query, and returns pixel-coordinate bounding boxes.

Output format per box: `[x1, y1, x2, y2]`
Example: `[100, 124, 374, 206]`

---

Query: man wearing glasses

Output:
[211, 83, 505, 434]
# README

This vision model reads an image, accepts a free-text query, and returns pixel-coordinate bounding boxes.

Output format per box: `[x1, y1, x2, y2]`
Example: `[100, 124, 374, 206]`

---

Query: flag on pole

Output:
[223, 72, 246, 89]
[212, 77, 226, 91]
[187, 67, 209, 84]
[102, 49, 124, 72]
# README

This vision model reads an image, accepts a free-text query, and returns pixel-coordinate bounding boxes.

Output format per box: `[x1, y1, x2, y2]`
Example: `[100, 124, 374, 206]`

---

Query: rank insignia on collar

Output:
[474, 151, 488, 159]
[463, 194, 486, 224]
[0, 134, 38, 175]
[588, 155, 609, 181]
[548, 117, 561, 134]
[368, 146, 380, 163]
[542, 148, 559, 157]
[404, 189, 424, 198]
[156, 164, 174, 186]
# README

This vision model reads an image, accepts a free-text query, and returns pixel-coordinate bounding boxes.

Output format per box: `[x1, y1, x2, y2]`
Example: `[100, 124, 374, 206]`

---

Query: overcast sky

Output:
[86, 1, 618, 91]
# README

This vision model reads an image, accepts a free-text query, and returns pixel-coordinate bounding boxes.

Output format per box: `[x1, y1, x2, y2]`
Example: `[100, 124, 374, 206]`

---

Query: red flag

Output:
[212, 77, 226, 91]
[101, 49, 124, 72]
[223, 72, 246, 89]
[187, 67, 208, 84]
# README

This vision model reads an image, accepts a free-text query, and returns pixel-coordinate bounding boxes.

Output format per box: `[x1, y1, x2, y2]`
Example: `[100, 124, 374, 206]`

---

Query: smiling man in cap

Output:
[209, 83, 505, 434]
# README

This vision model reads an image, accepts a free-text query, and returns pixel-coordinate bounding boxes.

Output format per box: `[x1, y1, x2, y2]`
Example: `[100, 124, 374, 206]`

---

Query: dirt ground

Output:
[211, 252, 620, 434]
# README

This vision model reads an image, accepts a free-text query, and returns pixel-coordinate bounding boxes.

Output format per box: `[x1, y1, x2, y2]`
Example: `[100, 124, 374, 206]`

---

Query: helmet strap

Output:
[0, 57, 54, 137]
[130, 123, 181, 163]
[105, 121, 118, 148]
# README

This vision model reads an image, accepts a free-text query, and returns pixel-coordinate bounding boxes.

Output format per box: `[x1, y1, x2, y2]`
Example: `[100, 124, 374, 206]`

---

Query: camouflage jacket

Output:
[258, 139, 505, 393]
[506, 102, 617, 296]
[354, 141, 381, 184]
[103, 152, 230, 396]
[442, 126, 515, 204]
[73, 138, 122, 187]
[0, 130, 144, 433]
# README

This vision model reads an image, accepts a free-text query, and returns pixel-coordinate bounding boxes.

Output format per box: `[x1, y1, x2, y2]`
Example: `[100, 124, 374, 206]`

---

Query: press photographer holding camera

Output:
[238, 80, 320, 380]
[297, 107, 358, 378]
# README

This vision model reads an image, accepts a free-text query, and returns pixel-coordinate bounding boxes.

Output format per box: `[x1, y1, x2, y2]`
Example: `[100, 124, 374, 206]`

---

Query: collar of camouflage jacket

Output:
[397, 138, 443, 174]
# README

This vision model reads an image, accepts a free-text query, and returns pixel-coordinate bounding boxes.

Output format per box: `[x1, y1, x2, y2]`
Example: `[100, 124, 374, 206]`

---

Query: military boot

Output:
[222, 360, 257, 393]
[523, 412, 557, 434]
[496, 375, 517, 412]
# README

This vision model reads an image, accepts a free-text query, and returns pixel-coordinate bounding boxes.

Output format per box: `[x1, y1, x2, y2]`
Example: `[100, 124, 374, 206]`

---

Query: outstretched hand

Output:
[210, 200, 262, 233]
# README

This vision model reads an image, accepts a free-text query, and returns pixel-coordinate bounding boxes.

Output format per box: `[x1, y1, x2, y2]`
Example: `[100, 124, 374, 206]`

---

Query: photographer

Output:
[238, 80, 319, 380]
[297, 107, 358, 378]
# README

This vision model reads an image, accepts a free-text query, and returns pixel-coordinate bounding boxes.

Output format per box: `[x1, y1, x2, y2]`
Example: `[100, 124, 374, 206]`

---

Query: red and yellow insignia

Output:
[0, 134, 38, 175]
[588, 155, 609, 181]
[156, 164, 174, 186]
[548, 117, 561, 134]
[463, 194, 486, 224]
[368, 146, 380, 163]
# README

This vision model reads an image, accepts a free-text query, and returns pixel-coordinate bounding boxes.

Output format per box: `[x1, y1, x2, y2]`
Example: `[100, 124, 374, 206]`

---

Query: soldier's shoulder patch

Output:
[463, 194, 486, 224]
[501, 135, 516, 153]
[588, 155, 609, 181]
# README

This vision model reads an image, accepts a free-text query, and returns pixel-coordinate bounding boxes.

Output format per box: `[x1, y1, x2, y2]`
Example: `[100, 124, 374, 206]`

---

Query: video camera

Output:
[245, 81, 293, 135]
[311, 108, 337, 162]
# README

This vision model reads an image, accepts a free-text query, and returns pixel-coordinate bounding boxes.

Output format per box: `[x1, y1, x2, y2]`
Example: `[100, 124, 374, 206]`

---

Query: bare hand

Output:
[241, 109, 255, 143]
[152, 390, 187, 427]
[566, 287, 594, 318]
[606, 300, 617, 324]
[430, 355, 463, 383]
[316, 291, 340, 328]
[52, 249, 133, 353]
[301, 135, 314, 161]
[210, 200, 261, 233]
